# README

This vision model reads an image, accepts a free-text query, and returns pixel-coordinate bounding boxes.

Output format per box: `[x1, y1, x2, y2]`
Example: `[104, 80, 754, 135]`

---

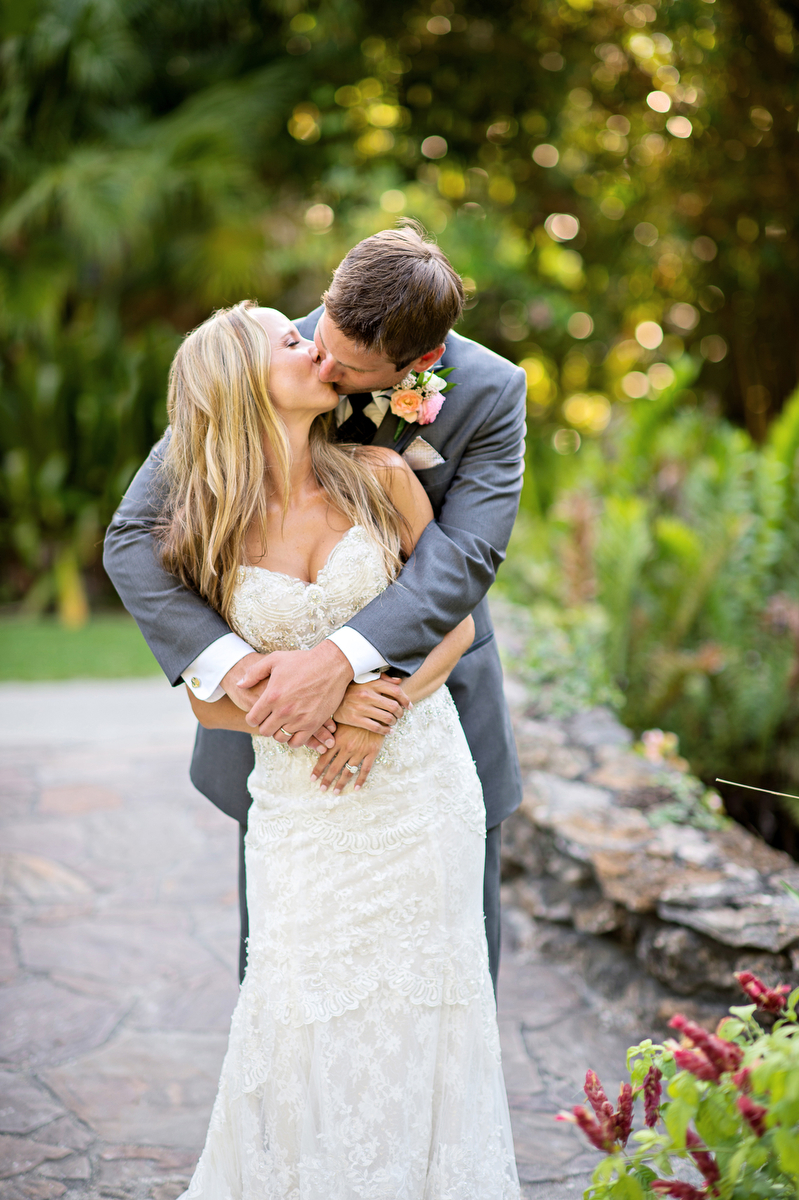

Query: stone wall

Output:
[495, 605, 799, 997]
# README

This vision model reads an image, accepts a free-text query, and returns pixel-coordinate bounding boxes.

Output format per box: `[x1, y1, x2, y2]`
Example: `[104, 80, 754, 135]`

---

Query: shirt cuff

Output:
[182, 633, 255, 701]
[326, 627, 389, 684]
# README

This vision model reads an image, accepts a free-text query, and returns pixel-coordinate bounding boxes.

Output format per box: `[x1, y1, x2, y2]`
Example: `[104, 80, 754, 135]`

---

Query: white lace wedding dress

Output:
[181, 525, 520, 1200]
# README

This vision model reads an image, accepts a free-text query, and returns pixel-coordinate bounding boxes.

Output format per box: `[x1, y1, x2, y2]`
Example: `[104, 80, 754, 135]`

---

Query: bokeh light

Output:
[553, 428, 581, 454]
[668, 303, 700, 332]
[634, 223, 659, 247]
[521, 357, 556, 406]
[648, 363, 676, 391]
[737, 217, 759, 243]
[545, 213, 580, 242]
[567, 312, 594, 339]
[380, 190, 406, 212]
[635, 321, 664, 350]
[421, 136, 448, 159]
[646, 91, 672, 113]
[304, 203, 334, 230]
[621, 371, 650, 399]
[288, 105, 320, 142]
[700, 336, 729, 362]
[666, 116, 693, 139]
[692, 237, 717, 262]
[532, 144, 560, 168]
[600, 197, 625, 220]
[564, 393, 612, 433]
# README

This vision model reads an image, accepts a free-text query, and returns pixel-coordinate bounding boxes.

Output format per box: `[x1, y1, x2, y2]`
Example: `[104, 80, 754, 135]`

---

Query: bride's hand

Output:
[311, 724, 386, 794]
[333, 675, 411, 733]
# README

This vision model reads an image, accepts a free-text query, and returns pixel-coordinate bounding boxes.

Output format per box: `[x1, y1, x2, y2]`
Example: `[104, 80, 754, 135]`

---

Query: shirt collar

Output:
[334, 391, 392, 426]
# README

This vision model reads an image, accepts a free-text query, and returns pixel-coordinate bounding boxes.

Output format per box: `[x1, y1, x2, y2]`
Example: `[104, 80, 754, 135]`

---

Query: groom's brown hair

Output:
[322, 221, 464, 369]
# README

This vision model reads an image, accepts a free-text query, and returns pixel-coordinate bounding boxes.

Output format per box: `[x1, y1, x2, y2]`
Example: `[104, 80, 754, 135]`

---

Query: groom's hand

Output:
[222, 650, 339, 751]
[237, 641, 354, 747]
[221, 652, 269, 712]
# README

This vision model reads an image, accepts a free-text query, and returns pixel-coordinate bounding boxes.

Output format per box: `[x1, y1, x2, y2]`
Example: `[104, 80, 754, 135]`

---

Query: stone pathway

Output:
[0, 678, 645, 1200]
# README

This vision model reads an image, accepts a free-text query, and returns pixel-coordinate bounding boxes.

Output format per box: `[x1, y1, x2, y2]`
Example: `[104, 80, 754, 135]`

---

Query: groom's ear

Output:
[408, 344, 446, 373]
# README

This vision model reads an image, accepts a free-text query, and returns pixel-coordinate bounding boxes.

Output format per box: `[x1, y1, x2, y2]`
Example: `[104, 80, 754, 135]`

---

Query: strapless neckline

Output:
[239, 524, 363, 588]
[229, 525, 387, 656]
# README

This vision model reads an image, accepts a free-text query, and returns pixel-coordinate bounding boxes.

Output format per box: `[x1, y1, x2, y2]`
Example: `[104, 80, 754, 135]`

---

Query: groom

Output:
[104, 222, 526, 988]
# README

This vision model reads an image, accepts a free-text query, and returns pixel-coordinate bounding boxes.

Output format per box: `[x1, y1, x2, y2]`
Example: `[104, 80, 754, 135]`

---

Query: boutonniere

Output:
[389, 366, 456, 442]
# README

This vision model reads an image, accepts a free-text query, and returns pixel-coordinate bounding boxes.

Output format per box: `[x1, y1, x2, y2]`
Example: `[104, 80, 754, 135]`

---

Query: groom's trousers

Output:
[237, 821, 503, 992]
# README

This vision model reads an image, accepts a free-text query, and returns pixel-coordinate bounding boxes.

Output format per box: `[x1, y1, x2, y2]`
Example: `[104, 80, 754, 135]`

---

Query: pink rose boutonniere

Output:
[389, 367, 456, 442]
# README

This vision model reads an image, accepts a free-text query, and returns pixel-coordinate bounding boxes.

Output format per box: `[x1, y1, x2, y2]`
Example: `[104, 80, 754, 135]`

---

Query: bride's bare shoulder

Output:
[359, 445, 407, 475]
[359, 445, 420, 496]
[359, 445, 433, 537]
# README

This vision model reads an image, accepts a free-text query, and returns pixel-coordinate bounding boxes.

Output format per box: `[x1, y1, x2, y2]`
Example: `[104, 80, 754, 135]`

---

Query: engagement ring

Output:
[344, 763, 359, 774]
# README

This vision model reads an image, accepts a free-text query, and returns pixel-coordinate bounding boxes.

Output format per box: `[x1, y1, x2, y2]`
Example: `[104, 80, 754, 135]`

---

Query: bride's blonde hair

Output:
[157, 300, 404, 622]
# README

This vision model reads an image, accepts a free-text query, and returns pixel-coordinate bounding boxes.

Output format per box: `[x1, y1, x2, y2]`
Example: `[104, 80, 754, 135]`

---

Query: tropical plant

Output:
[3, 0, 799, 620]
[501, 372, 799, 818]
[562, 969, 799, 1198]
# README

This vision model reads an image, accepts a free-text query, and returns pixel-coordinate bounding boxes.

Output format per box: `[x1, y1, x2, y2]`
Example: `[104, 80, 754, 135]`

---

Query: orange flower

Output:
[390, 389, 422, 420]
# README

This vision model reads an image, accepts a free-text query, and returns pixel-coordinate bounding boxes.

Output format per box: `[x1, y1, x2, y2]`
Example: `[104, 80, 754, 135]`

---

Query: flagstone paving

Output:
[0, 677, 650, 1200]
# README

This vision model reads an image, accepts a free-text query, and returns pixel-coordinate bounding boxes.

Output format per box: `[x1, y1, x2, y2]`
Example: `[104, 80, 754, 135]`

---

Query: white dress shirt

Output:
[182, 393, 392, 702]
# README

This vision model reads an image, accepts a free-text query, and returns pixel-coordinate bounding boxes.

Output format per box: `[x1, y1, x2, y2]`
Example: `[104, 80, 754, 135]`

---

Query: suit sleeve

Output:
[102, 438, 233, 686]
[346, 365, 527, 674]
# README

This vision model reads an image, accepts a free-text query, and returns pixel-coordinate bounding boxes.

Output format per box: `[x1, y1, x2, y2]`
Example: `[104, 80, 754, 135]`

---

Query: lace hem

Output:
[181, 981, 518, 1200]
[236, 956, 494, 1036]
[246, 793, 485, 855]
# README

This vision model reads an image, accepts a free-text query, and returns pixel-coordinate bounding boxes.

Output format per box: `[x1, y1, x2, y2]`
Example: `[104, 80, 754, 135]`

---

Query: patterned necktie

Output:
[336, 393, 377, 444]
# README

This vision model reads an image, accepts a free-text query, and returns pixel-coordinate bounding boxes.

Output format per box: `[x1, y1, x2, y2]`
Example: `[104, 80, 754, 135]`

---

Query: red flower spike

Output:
[685, 1129, 720, 1186]
[557, 1105, 617, 1152]
[669, 1014, 744, 1073]
[584, 1069, 614, 1123]
[643, 1065, 663, 1127]
[650, 1184, 707, 1199]
[614, 1081, 634, 1147]
[673, 1047, 722, 1082]
[735, 970, 790, 1014]
[737, 1094, 768, 1137]
[732, 1066, 751, 1092]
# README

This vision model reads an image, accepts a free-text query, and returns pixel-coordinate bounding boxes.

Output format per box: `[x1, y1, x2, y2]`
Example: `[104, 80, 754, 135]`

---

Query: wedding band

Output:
[279, 727, 291, 736]
[344, 763, 359, 774]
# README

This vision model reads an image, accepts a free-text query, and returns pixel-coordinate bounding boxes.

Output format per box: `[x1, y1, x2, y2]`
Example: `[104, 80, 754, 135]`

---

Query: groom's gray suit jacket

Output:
[103, 308, 525, 830]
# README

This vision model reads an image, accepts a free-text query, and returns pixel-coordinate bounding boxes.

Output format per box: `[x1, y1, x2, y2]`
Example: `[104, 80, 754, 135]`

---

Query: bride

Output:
[157, 300, 519, 1199]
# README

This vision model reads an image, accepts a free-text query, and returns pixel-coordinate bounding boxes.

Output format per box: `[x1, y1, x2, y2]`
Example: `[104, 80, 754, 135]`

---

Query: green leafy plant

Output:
[5, 0, 799, 621]
[501, 376, 799, 810]
[560, 971, 799, 1198]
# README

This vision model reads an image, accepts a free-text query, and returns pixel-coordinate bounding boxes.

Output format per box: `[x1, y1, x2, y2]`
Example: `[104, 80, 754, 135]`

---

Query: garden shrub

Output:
[563, 969, 799, 1199]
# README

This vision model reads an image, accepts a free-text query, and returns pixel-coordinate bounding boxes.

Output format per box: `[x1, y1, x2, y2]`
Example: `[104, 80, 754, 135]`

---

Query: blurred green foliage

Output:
[0, 614, 160, 680]
[3, 0, 799, 801]
[3, 0, 798, 616]
[500, 378, 799, 804]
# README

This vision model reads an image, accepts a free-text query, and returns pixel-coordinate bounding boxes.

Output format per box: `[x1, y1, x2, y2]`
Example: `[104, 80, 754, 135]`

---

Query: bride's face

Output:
[249, 308, 339, 418]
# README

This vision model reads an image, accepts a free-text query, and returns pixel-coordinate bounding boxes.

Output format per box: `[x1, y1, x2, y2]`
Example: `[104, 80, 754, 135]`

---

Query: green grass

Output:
[0, 614, 162, 681]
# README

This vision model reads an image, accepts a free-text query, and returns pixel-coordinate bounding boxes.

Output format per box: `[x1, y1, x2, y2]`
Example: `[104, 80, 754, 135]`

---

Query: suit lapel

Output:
[393, 421, 421, 456]
[370, 409, 421, 456]
[370, 408, 402, 448]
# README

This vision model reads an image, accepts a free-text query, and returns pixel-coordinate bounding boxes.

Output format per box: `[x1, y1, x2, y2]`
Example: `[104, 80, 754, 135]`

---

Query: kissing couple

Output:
[105, 221, 526, 1198]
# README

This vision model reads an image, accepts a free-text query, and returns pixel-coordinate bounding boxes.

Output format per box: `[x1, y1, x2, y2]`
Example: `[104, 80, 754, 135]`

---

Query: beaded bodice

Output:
[229, 525, 388, 653]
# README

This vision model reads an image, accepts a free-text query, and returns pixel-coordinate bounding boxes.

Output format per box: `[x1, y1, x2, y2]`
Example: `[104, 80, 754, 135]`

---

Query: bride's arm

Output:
[335, 450, 474, 719]
[401, 615, 474, 703]
[187, 688, 336, 740]
[187, 689, 253, 730]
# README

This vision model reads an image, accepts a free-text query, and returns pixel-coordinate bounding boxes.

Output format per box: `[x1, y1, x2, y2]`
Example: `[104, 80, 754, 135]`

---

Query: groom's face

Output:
[314, 311, 416, 394]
